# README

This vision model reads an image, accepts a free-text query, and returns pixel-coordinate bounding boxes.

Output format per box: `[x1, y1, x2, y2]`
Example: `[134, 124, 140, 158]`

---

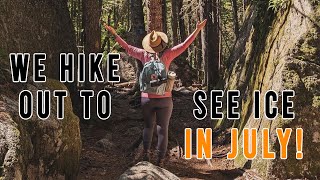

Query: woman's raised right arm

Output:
[104, 24, 146, 62]
[114, 35, 146, 62]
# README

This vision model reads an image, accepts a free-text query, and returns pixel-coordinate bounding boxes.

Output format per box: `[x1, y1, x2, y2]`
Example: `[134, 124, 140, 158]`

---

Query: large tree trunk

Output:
[82, 0, 102, 121]
[129, 0, 146, 51]
[200, 0, 220, 89]
[146, 0, 163, 32]
[1, 0, 79, 113]
[83, 0, 102, 54]
[211, 0, 221, 87]
[208, 0, 220, 89]
[82, 0, 102, 86]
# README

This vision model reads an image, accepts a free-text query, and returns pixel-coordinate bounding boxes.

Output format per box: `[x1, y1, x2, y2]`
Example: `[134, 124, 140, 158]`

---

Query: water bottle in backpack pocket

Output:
[139, 56, 168, 95]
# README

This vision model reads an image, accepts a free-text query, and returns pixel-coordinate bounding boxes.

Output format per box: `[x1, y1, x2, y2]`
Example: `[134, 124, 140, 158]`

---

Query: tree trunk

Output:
[196, 34, 203, 83]
[1, 0, 82, 175]
[170, 0, 178, 45]
[146, 0, 163, 32]
[187, 5, 193, 66]
[200, 0, 220, 89]
[162, 0, 167, 33]
[176, 0, 188, 59]
[130, 0, 146, 47]
[177, 0, 186, 42]
[232, 0, 240, 39]
[127, 0, 131, 30]
[82, 0, 102, 84]
[77, 0, 83, 46]
[101, 11, 112, 53]
[129, 0, 146, 94]
[208, 0, 220, 88]
[199, 0, 207, 85]
[82, 0, 102, 121]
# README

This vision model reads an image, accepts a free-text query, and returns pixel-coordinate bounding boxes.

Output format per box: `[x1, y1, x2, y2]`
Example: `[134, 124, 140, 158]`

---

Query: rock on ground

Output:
[119, 161, 180, 180]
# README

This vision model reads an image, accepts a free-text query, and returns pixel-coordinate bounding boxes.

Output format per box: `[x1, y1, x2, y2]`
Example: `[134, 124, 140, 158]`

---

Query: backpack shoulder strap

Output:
[155, 53, 165, 63]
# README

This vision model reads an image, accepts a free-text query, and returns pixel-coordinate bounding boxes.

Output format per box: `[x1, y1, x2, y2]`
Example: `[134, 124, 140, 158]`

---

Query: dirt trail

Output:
[79, 92, 244, 180]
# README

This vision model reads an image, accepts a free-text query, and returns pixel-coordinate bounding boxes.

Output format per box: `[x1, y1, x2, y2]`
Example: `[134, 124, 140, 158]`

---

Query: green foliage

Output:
[116, 25, 127, 37]
[101, 23, 127, 53]
[268, 0, 290, 12]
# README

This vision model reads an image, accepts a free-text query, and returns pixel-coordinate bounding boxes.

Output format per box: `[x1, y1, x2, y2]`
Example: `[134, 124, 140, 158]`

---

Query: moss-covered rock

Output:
[0, 68, 81, 179]
[222, 0, 320, 178]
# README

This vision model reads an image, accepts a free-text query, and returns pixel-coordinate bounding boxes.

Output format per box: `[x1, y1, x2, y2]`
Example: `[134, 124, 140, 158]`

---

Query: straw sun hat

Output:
[142, 30, 168, 53]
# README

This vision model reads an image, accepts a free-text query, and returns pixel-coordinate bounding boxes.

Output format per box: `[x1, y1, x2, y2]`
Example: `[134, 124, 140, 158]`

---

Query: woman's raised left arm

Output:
[163, 19, 207, 62]
[104, 24, 146, 62]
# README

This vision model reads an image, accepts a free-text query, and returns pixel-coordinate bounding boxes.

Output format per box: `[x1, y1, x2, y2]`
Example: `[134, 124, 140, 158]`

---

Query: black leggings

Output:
[141, 97, 173, 158]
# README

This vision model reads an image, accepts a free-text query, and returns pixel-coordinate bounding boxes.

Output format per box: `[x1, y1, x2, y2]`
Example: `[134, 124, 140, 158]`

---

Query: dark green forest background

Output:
[68, 0, 288, 90]
[0, 0, 319, 179]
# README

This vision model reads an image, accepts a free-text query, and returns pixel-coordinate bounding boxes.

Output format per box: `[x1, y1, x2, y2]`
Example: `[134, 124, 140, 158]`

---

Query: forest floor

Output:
[78, 91, 247, 180]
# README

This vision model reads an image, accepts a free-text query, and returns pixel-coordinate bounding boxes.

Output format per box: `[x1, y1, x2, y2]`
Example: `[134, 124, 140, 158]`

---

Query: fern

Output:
[268, 0, 289, 12]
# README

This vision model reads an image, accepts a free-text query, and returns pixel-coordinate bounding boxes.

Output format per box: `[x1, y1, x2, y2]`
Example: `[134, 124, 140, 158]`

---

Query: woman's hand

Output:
[103, 24, 117, 36]
[196, 19, 207, 30]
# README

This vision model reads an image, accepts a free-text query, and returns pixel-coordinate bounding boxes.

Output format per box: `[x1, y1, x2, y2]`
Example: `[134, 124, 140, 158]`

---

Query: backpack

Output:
[139, 55, 167, 95]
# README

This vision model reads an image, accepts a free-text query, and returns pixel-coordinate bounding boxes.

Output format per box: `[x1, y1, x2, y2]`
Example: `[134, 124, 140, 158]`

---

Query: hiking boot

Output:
[156, 157, 164, 167]
[156, 150, 165, 167]
[143, 150, 150, 162]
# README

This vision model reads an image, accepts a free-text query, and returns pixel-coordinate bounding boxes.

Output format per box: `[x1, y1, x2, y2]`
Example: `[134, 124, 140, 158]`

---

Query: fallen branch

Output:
[114, 81, 136, 88]
[192, 84, 203, 88]
[104, 87, 132, 92]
